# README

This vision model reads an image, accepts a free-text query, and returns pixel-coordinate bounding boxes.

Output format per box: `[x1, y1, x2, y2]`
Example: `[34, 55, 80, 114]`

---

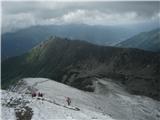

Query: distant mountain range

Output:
[2, 24, 158, 60]
[116, 28, 160, 52]
[2, 37, 160, 100]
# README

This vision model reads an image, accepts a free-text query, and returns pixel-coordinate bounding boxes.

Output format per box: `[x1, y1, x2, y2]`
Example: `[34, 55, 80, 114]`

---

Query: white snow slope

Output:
[1, 77, 160, 120]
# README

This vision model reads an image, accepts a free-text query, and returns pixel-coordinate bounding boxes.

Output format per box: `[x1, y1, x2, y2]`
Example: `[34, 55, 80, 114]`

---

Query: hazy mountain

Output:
[2, 37, 160, 101]
[2, 24, 157, 60]
[116, 28, 160, 52]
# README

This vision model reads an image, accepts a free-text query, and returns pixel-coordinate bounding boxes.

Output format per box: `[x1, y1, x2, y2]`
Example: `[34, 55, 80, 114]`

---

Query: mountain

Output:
[2, 24, 157, 60]
[2, 78, 160, 120]
[116, 28, 160, 52]
[2, 37, 160, 101]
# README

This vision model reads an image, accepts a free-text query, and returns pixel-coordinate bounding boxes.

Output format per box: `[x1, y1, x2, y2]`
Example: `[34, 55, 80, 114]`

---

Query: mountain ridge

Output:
[116, 28, 160, 52]
[2, 37, 160, 100]
[2, 24, 158, 60]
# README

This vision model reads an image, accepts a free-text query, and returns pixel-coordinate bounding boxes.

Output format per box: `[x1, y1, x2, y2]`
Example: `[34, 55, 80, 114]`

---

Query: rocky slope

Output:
[2, 78, 160, 120]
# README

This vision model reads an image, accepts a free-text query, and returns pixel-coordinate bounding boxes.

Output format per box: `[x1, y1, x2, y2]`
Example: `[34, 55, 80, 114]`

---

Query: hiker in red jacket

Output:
[66, 97, 71, 106]
[32, 92, 36, 97]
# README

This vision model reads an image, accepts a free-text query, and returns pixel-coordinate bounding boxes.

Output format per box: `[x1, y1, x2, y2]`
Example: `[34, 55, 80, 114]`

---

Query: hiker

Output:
[38, 92, 44, 97]
[66, 97, 71, 106]
[38, 92, 41, 97]
[32, 92, 36, 97]
[41, 93, 43, 97]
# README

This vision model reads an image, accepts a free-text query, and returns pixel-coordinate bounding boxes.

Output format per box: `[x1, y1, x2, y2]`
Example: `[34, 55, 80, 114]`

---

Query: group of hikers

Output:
[32, 92, 43, 97]
[31, 91, 71, 106]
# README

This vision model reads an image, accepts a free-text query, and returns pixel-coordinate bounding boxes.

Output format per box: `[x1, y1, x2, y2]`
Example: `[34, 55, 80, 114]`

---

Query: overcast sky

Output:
[1, 1, 160, 33]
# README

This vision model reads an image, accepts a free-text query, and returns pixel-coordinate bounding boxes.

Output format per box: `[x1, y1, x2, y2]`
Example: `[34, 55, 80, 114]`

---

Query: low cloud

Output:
[2, 2, 159, 33]
[2, 13, 36, 32]
[60, 9, 140, 25]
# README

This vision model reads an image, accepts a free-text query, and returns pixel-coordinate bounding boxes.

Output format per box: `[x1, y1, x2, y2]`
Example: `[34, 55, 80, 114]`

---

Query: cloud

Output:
[60, 9, 139, 25]
[37, 9, 158, 26]
[2, 13, 36, 33]
[151, 12, 160, 21]
[2, 1, 159, 33]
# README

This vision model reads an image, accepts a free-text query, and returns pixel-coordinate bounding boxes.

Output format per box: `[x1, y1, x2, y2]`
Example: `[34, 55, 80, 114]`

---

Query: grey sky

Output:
[2, 1, 160, 33]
